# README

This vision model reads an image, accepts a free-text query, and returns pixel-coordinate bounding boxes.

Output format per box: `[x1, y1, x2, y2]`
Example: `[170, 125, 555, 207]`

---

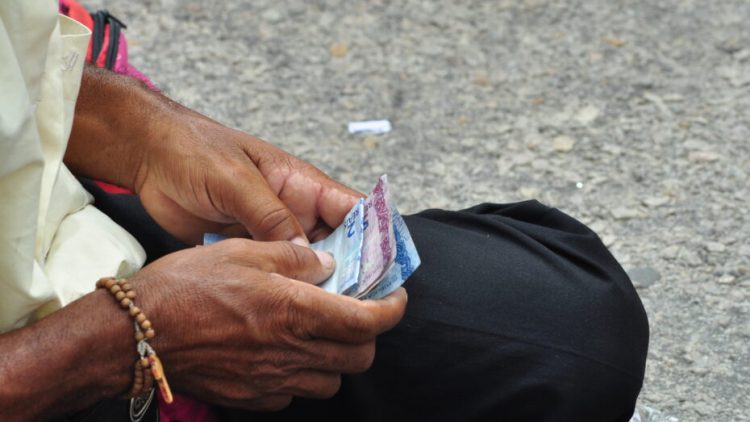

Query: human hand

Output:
[132, 239, 407, 410]
[133, 105, 361, 245]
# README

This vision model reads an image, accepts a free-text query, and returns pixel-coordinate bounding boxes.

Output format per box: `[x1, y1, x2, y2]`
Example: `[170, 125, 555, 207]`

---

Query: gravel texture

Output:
[87, 1, 749, 420]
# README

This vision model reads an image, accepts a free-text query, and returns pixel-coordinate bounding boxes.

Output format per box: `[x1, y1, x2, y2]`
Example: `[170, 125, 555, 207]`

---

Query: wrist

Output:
[0, 288, 135, 419]
[129, 98, 190, 195]
[66, 66, 168, 191]
[126, 271, 178, 365]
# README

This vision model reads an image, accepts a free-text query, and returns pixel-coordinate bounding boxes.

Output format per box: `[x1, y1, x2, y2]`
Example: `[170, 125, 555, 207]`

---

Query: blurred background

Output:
[86, 1, 749, 420]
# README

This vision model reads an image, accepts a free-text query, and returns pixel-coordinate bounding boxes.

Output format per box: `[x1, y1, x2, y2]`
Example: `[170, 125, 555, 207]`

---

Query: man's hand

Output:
[67, 66, 361, 245]
[133, 109, 361, 245]
[133, 239, 407, 410]
[0, 237, 406, 419]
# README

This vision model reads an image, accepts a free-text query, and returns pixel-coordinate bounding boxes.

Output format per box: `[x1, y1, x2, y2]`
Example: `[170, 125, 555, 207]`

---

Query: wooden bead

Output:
[97, 277, 166, 400]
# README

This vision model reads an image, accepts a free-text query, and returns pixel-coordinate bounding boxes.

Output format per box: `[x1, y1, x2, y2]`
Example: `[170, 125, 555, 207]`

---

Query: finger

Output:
[298, 339, 376, 374]
[316, 177, 363, 229]
[277, 168, 363, 231]
[222, 239, 334, 284]
[251, 142, 362, 233]
[222, 164, 307, 242]
[292, 284, 408, 343]
[140, 187, 233, 245]
[244, 395, 294, 412]
[266, 164, 363, 232]
[180, 373, 293, 412]
[282, 371, 342, 399]
[274, 172, 325, 234]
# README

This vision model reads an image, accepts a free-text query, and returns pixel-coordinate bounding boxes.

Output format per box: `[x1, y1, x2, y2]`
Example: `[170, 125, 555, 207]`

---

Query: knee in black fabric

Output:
[345, 201, 650, 421]
[407, 201, 648, 369]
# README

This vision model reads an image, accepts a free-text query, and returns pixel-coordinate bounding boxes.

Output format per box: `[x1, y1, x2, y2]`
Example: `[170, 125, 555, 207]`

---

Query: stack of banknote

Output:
[310, 175, 420, 299]
[204, 175, 420, 300]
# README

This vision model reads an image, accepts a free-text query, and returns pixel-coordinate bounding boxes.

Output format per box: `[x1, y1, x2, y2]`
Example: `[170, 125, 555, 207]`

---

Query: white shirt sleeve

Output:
[0, 1, 146, 332]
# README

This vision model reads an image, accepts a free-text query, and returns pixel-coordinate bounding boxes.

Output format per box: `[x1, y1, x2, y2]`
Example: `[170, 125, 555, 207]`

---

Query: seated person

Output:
[0, 2, 648, 421]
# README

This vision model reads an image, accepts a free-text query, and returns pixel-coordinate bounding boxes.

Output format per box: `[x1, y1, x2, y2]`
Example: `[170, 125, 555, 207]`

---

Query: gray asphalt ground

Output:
[90, 1, 749, 420]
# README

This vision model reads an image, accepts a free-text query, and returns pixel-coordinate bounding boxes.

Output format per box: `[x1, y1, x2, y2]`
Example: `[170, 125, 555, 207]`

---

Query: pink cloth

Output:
[159, 392, 219, 422]
[110, 33, 158, 91]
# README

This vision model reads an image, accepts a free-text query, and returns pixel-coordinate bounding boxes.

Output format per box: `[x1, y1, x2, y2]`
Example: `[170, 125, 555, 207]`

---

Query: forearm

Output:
[0, 288, 134, 419]
[65, 65, 171, 190]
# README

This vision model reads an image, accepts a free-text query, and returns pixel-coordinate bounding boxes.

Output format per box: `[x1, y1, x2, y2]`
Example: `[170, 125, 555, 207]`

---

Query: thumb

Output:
[222, 239, 335, 284]
[225, 167, 308, 243]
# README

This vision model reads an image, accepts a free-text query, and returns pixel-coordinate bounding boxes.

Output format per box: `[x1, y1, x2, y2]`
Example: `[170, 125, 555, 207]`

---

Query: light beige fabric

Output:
[0, 1, 145, 332]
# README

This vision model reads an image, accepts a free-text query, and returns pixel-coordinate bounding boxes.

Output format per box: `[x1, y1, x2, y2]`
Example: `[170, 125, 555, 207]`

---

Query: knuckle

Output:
[275, 241, 310, 273]
[255, 205, 295, 239]
[224, 160, 249, 176]
[280, 286, 311, 340]
[252, 371, 287, 395]
[219, 383, 256, 403]
[208, 379, 264, 408]
[222, 237, 253, 256]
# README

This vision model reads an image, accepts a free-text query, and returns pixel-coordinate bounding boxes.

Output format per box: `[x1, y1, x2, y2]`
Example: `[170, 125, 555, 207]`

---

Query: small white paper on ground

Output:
[348, 119, 392, 134]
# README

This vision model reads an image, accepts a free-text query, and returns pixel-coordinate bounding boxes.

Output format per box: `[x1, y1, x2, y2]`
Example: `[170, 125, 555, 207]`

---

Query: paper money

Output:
[203, 175, 419, 300]
[310, 199, 365, 296]
[360, 203, 420, 300]
[203, 233, 227, 245]
[356, 176, 397, 296]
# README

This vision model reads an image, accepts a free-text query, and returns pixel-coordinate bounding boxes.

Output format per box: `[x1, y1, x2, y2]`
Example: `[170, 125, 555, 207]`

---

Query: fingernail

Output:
[291, 236, 309, 247]
[314, 250, 335, 272]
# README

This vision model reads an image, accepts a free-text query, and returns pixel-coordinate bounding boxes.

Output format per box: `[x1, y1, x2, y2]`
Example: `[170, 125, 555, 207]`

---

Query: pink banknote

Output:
[356, 176, 397, 296]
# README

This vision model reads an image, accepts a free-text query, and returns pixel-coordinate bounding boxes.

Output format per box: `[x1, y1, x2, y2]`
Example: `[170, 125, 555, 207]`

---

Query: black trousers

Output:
[75, 179, 649, 422]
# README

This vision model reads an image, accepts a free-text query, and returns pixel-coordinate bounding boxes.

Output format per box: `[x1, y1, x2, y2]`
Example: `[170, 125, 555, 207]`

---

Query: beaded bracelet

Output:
[96, 277, 174, 404]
